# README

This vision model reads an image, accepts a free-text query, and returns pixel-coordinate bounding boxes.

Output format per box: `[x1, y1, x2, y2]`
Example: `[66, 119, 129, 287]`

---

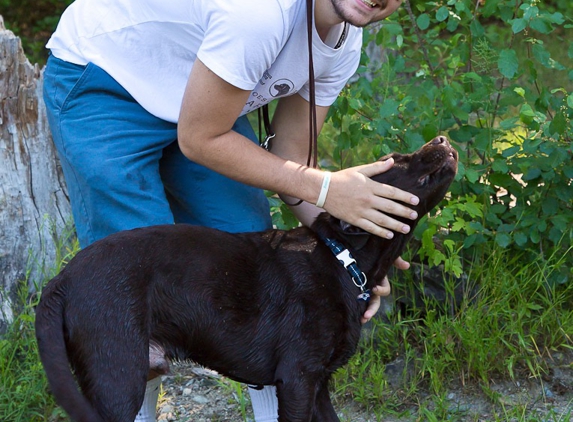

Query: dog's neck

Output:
[311, 213, 414, 292]
[320, 236, 371, 301]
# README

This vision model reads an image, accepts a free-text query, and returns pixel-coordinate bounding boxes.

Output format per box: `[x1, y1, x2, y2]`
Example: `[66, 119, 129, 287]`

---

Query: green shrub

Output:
[323, 0, 572, 278]
[0, 0, 73, 64]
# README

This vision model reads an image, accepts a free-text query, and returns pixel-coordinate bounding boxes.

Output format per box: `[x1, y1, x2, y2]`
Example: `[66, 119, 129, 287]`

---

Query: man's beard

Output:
[329, 0, 370, 28]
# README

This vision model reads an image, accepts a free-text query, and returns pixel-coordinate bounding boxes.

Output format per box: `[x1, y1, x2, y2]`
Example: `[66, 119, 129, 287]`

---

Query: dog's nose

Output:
[431, 136, 448, 145]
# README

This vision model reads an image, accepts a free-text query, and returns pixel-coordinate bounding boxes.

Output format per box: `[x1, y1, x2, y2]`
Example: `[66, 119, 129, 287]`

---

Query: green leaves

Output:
[498, 49, 519, 78]
[378, 99, 399, 119]
[533, 43, 564, 69]
[549, 111, 567, 135]
[511, 18, 527, 34]
[416, 13, 431, 30]
[324, 0, 572, 272]
[436, 6, 449, 22]
[512, 2, 565, 34]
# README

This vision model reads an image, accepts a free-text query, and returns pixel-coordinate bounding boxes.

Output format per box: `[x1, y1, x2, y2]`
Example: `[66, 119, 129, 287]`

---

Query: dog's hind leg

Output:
[76, 344, 149, 422]
[71, 339, 149, 422]
[68, 315, 152, 422]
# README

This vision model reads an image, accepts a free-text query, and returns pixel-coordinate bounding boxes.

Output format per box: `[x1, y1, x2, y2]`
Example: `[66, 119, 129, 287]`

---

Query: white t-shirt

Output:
[47, 0, 362, 123]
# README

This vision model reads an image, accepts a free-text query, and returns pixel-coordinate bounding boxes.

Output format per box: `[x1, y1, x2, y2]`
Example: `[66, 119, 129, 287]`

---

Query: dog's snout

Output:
[431, 136, 448, 145]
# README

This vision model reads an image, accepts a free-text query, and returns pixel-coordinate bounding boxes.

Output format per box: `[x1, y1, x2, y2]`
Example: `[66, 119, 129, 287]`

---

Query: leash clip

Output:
[261, 133, 275, 151]
[322, 236, 371, 303]
[352, 272, 369, 302]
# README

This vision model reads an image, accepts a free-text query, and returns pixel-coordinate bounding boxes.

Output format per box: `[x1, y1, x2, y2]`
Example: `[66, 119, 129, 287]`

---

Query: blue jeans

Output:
[43, 55, 271, 247]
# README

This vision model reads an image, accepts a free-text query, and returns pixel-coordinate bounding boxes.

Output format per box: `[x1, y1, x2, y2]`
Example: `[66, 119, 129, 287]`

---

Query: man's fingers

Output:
[354, 218, 396, 239]
[357, 160, 420, 206]
[361, 294, 381, 324]
[394, 256, 410, 270]
[356, 207, 413, 238]
[356, 158, 394, 177]
[373, 276, 391, 297]
[324, 164, 420, 238]
[373, 184, 420, 209]
[361, 276, 392, 324]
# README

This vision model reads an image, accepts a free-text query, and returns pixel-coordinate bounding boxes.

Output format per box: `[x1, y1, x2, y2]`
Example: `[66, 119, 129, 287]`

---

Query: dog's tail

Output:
[35, 277, 104, 422]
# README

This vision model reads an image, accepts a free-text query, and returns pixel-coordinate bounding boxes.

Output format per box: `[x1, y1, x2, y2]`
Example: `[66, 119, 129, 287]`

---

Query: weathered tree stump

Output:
[0, 16, 72, 329]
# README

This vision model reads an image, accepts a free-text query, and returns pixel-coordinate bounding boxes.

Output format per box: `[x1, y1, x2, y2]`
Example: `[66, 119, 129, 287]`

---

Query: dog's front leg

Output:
[311, 381, 339, 422]
[275, 377, 316, 422]
[274, 358, 322, 422]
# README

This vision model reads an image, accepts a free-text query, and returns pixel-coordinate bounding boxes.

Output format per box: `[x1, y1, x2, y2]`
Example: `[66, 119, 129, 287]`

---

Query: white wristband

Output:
[315, 171, 331, 208]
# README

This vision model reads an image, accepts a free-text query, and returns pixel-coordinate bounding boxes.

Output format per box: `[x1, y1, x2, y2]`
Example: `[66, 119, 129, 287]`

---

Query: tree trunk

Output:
[0, 16, 72, 330]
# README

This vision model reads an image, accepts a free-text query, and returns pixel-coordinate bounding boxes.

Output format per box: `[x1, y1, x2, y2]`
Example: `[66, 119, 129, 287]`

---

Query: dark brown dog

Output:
[35, 137, 457, 422]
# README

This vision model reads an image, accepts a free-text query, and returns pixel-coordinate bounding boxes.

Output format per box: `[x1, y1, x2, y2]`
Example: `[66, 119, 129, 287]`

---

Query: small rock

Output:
[192, 394, 210, 404]
[159, 404, 174, 414]
[182, 387, 192, 396]
[543, 387, 555, 399]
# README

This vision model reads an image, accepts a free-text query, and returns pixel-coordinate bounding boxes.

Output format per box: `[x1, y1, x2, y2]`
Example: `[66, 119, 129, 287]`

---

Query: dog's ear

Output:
[338, 220, 371, 250]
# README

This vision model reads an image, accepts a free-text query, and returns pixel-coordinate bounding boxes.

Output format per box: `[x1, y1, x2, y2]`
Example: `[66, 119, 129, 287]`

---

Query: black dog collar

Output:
[322, 237, 370, 302]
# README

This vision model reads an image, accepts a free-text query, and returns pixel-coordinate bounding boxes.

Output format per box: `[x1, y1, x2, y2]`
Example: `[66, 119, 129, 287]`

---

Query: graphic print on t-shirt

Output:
[243, 67, 299, 114]
[269, 79, 295, 97]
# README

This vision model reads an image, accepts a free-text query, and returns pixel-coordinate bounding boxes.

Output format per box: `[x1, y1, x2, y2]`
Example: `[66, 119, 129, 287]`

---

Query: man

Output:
[43, 0, 415, 420]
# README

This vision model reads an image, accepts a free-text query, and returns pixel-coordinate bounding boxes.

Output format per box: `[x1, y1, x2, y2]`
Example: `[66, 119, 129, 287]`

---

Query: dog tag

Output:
[357, 290, 371, 302]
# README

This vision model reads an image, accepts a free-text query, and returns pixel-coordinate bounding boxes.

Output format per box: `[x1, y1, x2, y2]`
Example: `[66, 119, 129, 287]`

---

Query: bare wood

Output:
[0, 16, 72, 327]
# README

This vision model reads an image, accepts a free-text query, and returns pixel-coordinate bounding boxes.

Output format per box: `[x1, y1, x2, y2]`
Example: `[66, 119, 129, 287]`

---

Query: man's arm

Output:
[178, 59, 419, 239]
[269, 93, 418, 239]
[178, 59, 325, 205]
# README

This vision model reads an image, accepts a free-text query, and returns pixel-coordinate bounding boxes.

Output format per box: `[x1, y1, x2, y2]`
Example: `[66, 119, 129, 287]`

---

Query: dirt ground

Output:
[156, 349, 573, 421]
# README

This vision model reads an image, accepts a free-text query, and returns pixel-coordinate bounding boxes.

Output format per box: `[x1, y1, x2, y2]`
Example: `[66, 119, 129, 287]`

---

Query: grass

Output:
[0, 235, 571, 421]
[220, 380, 250, 420]
[0, 283, 62, 421]
[0, 230, 78, 422]
[332, 241, 573, 421]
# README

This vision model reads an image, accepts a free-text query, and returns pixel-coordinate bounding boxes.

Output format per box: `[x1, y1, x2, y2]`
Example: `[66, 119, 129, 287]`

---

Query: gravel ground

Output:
[156, 349, 573, 421]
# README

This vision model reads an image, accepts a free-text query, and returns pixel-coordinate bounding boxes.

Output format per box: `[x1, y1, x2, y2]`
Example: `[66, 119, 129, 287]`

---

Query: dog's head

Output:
[373, 135, 458, 219]
[314, 137, 458, 280]
[335, 136, 458, 239]
[318, 135, 458, 289]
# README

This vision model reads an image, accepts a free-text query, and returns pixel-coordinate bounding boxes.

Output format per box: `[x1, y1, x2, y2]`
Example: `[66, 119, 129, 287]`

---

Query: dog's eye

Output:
[419, 175, 430, 186]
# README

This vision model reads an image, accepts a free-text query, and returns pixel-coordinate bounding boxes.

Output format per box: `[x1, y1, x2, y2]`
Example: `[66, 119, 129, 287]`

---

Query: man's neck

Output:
[314, 0, 345, 42]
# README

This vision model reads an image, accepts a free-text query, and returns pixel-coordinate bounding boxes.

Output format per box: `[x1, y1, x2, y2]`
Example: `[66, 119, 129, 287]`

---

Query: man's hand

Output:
[361, 256, 410, 324]
[324, 159, 420, 240]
